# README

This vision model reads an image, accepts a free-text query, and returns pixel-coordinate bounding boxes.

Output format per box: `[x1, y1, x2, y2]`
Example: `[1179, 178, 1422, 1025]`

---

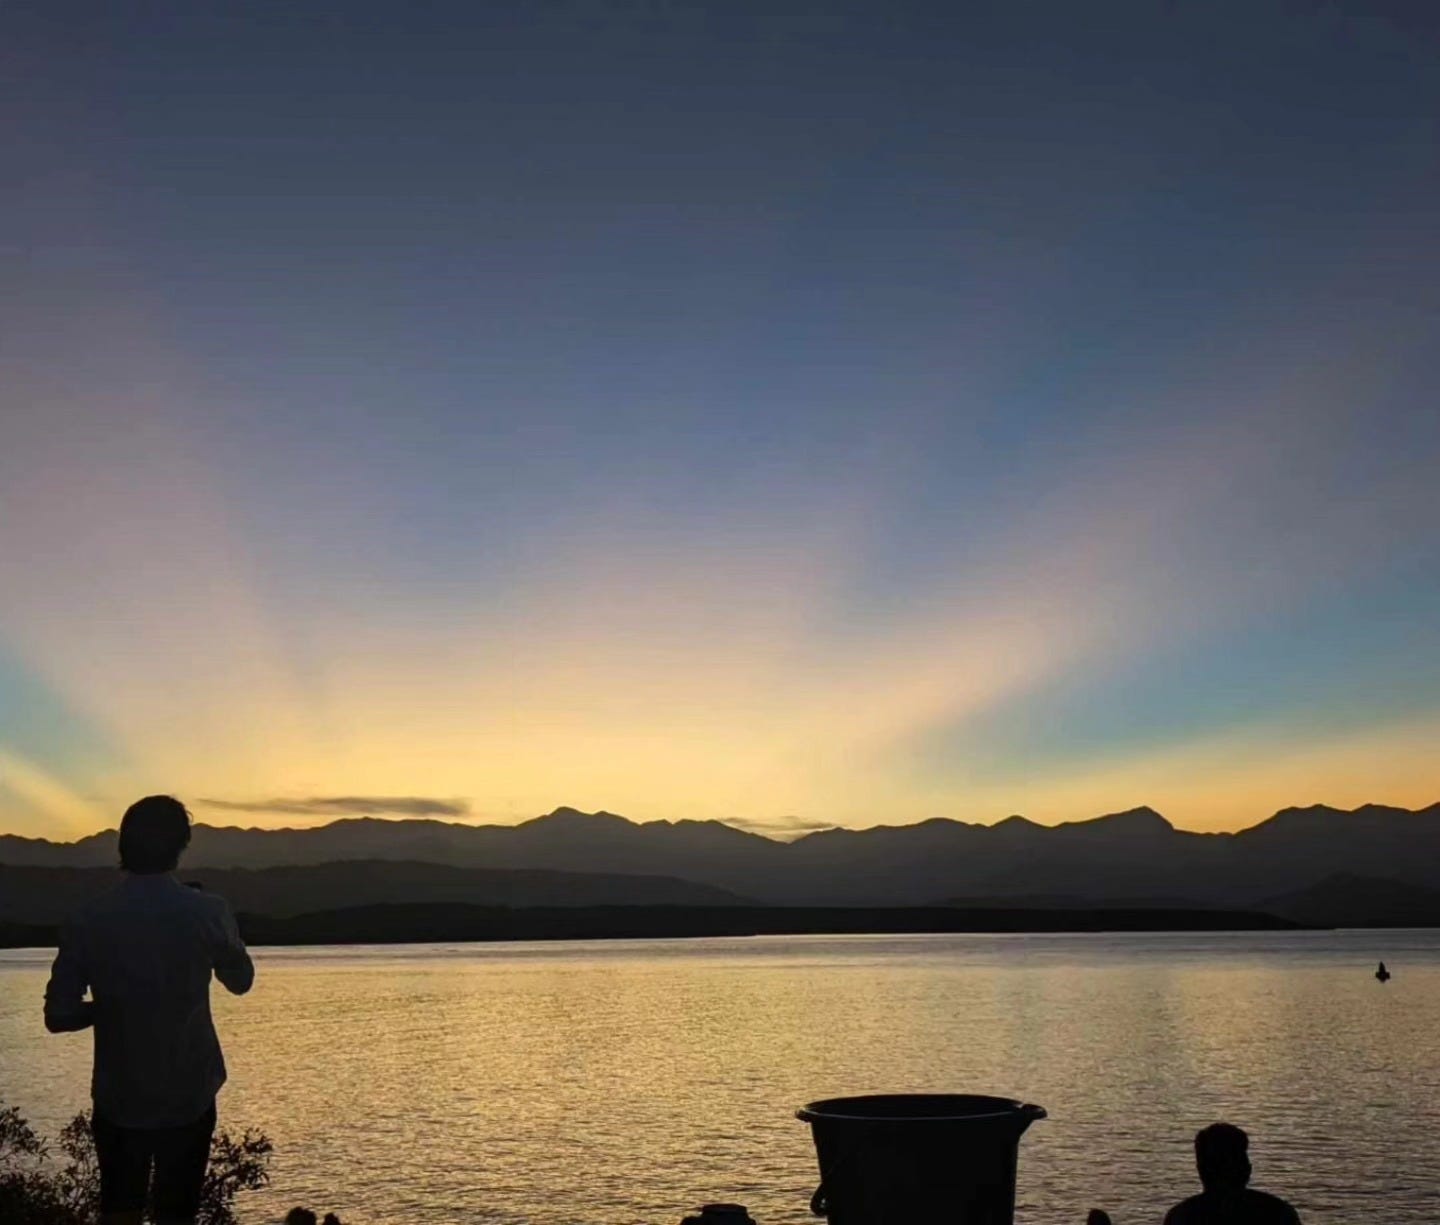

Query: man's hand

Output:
[44, 998, 95, 1033]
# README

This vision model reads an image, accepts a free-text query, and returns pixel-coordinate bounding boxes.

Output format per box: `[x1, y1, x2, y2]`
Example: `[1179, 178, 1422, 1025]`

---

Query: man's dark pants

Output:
[91, 1101, 216, 1220]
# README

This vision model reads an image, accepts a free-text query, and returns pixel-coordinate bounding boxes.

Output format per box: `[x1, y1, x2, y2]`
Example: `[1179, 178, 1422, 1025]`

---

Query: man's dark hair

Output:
[1194, 1122, 1251, 1191]
[118, 795, 192, 873]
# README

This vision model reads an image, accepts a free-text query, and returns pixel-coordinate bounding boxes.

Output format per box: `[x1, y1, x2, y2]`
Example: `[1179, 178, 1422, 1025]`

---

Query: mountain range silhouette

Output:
[3, 802, 1438, 919]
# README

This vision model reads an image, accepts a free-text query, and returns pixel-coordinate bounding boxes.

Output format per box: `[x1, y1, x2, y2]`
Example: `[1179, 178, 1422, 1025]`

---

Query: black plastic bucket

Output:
[796, 1094, 1046, 1225]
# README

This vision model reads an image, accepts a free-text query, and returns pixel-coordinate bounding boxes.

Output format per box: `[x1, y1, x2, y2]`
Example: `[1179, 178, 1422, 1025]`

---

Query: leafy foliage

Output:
[0, 1098, 272, 1225]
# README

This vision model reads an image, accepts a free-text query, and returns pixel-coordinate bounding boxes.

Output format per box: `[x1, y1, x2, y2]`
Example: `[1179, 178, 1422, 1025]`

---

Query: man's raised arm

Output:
[210, 898, 255, 995]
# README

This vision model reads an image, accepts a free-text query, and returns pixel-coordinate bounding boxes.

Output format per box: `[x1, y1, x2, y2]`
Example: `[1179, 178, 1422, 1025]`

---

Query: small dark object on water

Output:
[681, 1205, 756, 1225]
[1376, 961, 1391, 982]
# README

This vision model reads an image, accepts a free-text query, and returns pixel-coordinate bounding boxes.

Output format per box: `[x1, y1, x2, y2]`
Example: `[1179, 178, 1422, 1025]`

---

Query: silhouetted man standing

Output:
[45, 795, 254, 1225]
[1163, 1123, 1301, 1224]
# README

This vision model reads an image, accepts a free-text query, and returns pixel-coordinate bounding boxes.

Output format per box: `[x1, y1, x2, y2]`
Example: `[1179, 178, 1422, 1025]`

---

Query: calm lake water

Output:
[2, 930, 1438, 1224]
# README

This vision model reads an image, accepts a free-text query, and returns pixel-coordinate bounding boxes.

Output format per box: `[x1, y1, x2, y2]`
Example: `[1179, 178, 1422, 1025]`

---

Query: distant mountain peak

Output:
[992, 814, 1040, 830]
[1249, 800, 1440, 839]
[1267, 801, 1436, 819]
[1269, 803, 1343, 819]
[1109, 805, 1169, 824]
[529, 806, 631, 826]
[1061, 806, 1173, 834]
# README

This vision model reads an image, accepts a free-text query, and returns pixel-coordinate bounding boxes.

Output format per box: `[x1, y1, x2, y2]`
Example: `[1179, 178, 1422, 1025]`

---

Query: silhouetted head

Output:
[118, 795, 192, 874]
[1194, 1122, 1251, 1191]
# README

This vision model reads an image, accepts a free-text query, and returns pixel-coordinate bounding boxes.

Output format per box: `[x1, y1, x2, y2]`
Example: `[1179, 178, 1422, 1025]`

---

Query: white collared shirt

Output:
[44, 872, 254, 1128]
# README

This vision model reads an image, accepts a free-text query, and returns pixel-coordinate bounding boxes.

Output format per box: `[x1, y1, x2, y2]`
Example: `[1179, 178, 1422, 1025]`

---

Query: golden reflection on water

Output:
[3, 931, 1439, 1224]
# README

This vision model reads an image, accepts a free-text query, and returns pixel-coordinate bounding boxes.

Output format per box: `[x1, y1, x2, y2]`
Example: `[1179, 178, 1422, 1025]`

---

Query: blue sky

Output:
[2, 1, 1438, 837]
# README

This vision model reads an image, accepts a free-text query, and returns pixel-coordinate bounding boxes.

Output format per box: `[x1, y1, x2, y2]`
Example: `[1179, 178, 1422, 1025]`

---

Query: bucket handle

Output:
[809, 1141, 854, 1217]
[809, 1182, 829, 1217]
[809, 1144, 849, 1217]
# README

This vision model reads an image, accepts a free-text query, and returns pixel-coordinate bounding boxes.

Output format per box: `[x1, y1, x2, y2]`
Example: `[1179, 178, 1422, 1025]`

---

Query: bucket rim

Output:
[796, 1093, 1047, 1125]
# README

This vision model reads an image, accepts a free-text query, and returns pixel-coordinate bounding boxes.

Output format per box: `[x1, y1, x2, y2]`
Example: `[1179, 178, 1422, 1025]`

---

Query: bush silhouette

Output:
[1, 1098, 271, 1225]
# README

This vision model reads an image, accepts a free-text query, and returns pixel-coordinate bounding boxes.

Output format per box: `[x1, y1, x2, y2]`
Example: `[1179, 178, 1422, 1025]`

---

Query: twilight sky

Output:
[3, 1, 1439, 839]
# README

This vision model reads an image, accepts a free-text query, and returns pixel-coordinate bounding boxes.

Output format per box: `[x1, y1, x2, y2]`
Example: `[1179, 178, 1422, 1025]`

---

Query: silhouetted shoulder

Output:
[186, 887, 247, 941]
[1164, 1196, 1197, 1225]
[184, 886, 232, 918]
[1165, 1190, 1300, 1224]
